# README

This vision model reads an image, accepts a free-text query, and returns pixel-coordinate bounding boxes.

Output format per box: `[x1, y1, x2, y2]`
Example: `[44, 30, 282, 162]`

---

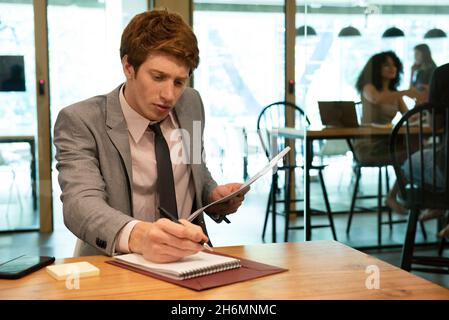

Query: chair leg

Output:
[261, 187, 272, 241]
[284, 169, 292, 243]
[318, 169, 337, 241]
[439, 237, 446, 257]
[419, 220, 427, 241]
[400, 208, 419, 271]
[272, 172, 278, 243]
[385, 167, 393, 231]
[346, 166, 361, 234]
[438, 214, 448, 256]
[377, 167, 383, 247]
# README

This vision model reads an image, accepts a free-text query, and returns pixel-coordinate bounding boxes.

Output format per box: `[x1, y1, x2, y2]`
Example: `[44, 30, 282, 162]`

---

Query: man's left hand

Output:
[206, 183, 250, 216]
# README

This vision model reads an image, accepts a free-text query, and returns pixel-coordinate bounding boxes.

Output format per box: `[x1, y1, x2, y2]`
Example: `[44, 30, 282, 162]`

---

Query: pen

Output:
[223, 216, 231, 224]
[158, 206, 214, 252]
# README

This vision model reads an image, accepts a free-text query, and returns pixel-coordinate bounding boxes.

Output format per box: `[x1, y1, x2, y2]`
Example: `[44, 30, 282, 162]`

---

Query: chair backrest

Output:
[256, 101, 310, 160]
[390, 102, 449, 207]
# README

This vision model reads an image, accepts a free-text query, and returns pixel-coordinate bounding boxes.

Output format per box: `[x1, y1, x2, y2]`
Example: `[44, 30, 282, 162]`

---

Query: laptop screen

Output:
[318, 101, 359, 128]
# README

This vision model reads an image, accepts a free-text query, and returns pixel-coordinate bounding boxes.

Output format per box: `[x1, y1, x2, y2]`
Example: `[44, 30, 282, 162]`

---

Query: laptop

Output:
[318, 101, 359, 128]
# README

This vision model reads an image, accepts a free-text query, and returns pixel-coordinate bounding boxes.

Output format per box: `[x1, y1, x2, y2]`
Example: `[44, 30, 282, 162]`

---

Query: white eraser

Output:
[46, 262, 100, 281]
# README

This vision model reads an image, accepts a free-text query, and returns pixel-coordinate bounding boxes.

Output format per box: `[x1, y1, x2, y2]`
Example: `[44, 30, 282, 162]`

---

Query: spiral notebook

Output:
[112, 252, 241, 280]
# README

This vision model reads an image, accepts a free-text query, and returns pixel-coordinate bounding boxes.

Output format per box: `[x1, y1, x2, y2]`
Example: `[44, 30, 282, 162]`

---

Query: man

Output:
[428, 63, 449, 105]
[404, 62, 449, 238]
[54, 10, 248, 263]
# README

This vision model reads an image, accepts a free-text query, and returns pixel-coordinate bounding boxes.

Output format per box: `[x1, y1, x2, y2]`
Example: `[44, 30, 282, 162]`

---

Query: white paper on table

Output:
[187, 146, 291, 222]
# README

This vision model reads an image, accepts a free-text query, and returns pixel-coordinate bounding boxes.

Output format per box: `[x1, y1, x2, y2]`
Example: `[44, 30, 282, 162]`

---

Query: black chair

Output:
[257, 101, 337, 242]
[390, 102, 449, 273]
[345, 131, 427, 248]
[344, 144, 429, 247]
[345, 148, 391, 244]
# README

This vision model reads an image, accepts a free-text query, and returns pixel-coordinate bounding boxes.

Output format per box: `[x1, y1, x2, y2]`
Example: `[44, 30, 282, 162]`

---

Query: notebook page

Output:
[113, 252, 240, 280]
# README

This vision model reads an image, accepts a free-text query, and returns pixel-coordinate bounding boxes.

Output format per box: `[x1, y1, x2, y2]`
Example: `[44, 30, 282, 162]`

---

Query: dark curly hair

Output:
[356, 51, 403, 94]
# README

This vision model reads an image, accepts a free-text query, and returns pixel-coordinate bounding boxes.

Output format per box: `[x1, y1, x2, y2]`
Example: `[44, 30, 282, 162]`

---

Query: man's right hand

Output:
[128, 219, 208, 263]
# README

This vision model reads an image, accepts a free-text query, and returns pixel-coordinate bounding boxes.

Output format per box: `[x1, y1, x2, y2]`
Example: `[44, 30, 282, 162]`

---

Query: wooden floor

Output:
[1, 156, 448, 290]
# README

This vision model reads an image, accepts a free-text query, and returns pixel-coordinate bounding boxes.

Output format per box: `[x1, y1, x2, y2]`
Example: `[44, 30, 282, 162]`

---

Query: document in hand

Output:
[112, 252, 241, 280]
[187, 146, 291, 222]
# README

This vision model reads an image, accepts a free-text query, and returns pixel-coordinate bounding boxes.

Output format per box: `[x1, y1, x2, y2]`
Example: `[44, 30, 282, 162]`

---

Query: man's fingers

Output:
[141, 221, 208, 263]
[157, 242, 199, 258]
[145, 244, 197, 263]
[155, 218, 207, 244]
[144, 251, 179, 263]
[211, 200, 242, 214]
[178, 219, 209, 243]
[148, 223, 204, 252]
[240, 186, 250, 195]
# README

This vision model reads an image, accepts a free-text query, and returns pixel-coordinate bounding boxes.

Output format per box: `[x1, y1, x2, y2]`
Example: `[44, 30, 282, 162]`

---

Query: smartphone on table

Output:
[0, 255, 55, 279]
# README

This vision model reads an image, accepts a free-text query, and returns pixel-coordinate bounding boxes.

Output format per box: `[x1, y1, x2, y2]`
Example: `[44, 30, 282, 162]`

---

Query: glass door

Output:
[296, 0, 449, 245]
[47, 0, 148, 231]
[0, 0, 39, 231]
[193, 0, 286, 185]
[192, 0, 286, 245]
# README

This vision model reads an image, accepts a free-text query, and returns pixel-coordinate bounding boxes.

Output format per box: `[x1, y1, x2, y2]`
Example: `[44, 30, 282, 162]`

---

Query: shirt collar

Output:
[119, 84, 177, 143]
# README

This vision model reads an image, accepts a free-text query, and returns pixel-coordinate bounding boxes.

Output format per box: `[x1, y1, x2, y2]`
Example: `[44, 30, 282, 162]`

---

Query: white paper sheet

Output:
[187, 146, 291, 222]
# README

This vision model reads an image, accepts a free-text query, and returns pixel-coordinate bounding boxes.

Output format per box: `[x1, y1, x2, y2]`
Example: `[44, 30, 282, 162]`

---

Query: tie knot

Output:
[149, 123, 162, 136]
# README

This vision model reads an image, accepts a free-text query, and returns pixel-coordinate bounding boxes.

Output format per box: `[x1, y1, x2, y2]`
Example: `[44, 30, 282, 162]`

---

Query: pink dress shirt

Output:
[114, 85, 195, 253]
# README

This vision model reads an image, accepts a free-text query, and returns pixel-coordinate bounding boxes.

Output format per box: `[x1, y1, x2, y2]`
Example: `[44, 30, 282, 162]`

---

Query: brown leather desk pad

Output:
[106, 253, 288, 291]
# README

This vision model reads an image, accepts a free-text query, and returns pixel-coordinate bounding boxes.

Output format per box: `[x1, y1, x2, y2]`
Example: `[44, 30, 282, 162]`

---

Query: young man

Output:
[54, 10, 248, 263]
[403, 62, 449, 237]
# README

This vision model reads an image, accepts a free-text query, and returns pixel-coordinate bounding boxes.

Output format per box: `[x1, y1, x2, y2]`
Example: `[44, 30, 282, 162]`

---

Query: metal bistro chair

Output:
[257, 101, 337, 242]
[390, 102, 449, 273]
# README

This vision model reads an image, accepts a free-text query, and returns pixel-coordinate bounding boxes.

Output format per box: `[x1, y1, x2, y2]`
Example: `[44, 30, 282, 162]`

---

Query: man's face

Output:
[122, 53, 189, 122]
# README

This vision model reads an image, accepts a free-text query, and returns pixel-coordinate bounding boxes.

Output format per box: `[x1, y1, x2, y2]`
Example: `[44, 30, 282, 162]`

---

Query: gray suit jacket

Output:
[54, 85, 218, 256]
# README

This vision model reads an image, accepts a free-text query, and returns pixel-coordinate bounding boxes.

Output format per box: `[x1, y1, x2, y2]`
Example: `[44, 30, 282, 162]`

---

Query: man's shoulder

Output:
[435, 63, 449, 77]
[178, 87, 201, 105]
[61, 94, 107, 117]
[58, 86, 120, 120]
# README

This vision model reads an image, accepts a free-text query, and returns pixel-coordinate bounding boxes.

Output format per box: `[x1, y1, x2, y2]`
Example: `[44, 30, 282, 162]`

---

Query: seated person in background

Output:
[410, 44, 437, 105]
[54, 10, 249, 263]
[403, 62, 449, 238]
[353, 51, 419, 214]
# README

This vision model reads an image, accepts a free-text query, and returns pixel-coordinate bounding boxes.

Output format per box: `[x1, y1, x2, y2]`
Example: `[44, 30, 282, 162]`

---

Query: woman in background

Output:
[354, 51, 418, 214]
[410, 44, 437, 104]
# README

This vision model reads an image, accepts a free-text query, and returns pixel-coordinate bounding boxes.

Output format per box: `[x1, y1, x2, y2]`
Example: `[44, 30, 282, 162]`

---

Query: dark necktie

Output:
[149, 123, 178, 218]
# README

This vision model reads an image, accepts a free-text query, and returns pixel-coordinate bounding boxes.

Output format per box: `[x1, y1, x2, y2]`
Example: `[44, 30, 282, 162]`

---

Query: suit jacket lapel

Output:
[174, 100, 203, 210]
[105, 86, 134, 202]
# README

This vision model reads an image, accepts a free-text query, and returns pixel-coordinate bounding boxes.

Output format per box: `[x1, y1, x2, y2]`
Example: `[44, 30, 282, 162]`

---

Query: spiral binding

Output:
[180, 259, 241, 280]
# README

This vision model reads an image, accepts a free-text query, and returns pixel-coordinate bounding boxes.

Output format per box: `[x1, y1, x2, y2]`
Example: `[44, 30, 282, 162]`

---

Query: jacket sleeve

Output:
[196, 91, 219, 206]
[54, 107, 134, 256]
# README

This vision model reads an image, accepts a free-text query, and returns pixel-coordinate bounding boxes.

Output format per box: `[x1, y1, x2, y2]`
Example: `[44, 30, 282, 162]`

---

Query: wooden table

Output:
[271, 126, 430, 242]
[1, 241, 448, 299]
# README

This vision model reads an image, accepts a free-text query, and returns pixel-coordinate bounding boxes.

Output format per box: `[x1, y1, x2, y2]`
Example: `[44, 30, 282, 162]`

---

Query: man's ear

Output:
[121, 55, 135, 80]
